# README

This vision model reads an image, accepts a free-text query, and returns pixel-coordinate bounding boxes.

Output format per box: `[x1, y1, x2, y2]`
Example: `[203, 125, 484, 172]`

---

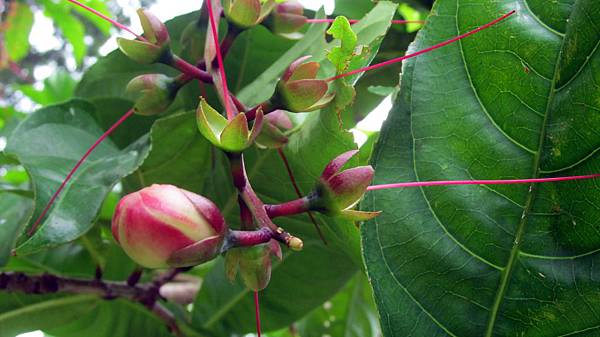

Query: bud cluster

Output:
[109, 2, 378, 294]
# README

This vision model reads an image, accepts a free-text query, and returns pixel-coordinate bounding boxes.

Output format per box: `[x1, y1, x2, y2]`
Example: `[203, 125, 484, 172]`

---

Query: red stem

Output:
[229, 228, 275, 247]
[27, 109, 136, 236]
[205, 0, 234, 120]
[254, 291, 262, 337]
[276, 149, 327, 244]
[327, 10, 516, 82]
[265, 198, 310, 218]
[367, 173, 600, 191]
[67, 0, 146, 41]
[306, 19, 425, 24]
[172, 56, 214, 83]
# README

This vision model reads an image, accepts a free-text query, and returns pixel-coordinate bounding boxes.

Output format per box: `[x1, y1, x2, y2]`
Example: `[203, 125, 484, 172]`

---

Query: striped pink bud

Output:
[112, 184, 227, 268]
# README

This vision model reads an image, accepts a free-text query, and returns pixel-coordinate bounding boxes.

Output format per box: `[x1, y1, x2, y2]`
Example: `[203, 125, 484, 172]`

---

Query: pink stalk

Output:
[205, 0, 234, 120]
[327, 10, 516, 82]
[27, 109, 136, 236]
[67, 0, 146, 41]
[367, 173, 600, 191]
[306, 19, 425, 24]
[254, 291, 262, 337]
[276, 148, 327, 245]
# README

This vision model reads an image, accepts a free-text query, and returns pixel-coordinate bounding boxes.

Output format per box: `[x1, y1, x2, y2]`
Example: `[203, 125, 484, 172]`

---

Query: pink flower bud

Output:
[311, 150, 380, 220]
[112, 184, 227, 268]
[277, 56, 335, 112]
[269, 1, 307, 39]
[255, 110, 293, 149]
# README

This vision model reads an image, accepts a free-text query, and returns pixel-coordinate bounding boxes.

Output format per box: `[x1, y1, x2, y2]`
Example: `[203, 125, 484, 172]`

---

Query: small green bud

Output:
[223, 0, 275, 28]
[126, 74, 181, 116]
[196, 97, 264, 152]
[277, 56, 335, 112]
[117, 9, 172, 64]
[225, 240, 281, 291]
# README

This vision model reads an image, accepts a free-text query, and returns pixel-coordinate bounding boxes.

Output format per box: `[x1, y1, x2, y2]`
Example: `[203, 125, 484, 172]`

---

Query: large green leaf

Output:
[6, 100, 150, 255]
[296, 272, 380, 337]
[124, 111, 212, 192]
[0, 294, 99, 337]
[362, 0, 600, 336]
[0, 193, 33, 266]
[0, 293, 176, 337]
[191, 2, 398, 334]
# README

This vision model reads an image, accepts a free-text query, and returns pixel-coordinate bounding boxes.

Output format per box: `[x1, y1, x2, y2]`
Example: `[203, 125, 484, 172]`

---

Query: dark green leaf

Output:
[124, 111, 212, 192]
[362, 1, 600, 336]
[0, 294, 99, 337]
[6, 100, 150, 255]
[0, 193, 33, 266]
[297, 272, 380, 337]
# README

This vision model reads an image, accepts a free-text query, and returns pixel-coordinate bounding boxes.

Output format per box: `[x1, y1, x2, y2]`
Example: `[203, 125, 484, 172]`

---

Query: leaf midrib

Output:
[479, 0, 570, 334]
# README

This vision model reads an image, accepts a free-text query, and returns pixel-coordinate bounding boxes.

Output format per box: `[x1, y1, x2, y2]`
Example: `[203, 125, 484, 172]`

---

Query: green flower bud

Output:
[117, 9, 172, 64]
[223, 0, 276, 28]
[225, 240, 281, 291]
[277, 56, 335, 112]
[126, 74, 182, 116]
[310, 150, 380, 220]
[196, 97, 264, 152]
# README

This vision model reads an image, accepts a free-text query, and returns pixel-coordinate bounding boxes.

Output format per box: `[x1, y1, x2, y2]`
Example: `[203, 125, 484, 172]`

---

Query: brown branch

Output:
[0, 271, 191, 337]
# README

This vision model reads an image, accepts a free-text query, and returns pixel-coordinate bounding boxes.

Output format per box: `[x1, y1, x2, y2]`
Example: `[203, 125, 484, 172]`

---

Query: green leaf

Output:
[5, 100, 150, 255]
[296, 272, 380, 337]
[41, 0, 87, 65]
[70, 0, 112, 35]
[0, 294, 99, 337]
[125, 111, 213, 192]
[45, 299, 176, 337]
[17, 70, 78, 105]
[327, 16, 358, 74]
[362, 1, 600, 336]
[4, 2, 34, 62]
[0, 193, 33, 266]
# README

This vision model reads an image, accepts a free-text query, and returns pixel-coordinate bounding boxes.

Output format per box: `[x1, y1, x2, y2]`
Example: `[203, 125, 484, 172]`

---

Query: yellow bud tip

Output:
[288, 237, 303, 251]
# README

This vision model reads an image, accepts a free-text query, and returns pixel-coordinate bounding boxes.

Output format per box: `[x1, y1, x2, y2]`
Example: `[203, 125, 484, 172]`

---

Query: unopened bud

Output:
[126, 74, 181, 116]
[112, 184, 228, 268]
[225, 240, 281, 291]
[117, 9, 172, 64]
[277, 56, 334, 112]
[255, 110, 293, 149]
[310, 150, 379, 220]
[196, 97, 264, 152]
[223, 0, 275, 28]
[268, 1, 307, 39]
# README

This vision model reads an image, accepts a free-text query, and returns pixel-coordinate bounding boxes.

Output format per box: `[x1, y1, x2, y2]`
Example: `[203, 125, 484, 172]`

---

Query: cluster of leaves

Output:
[3, 0, 599, 336]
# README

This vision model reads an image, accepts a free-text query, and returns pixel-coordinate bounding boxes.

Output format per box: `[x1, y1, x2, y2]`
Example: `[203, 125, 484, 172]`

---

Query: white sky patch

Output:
[16, 331, 44, 337]
[29, 11, 61, 53]
[298, 0, 334, 14]
[352, 95, 393, 147]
